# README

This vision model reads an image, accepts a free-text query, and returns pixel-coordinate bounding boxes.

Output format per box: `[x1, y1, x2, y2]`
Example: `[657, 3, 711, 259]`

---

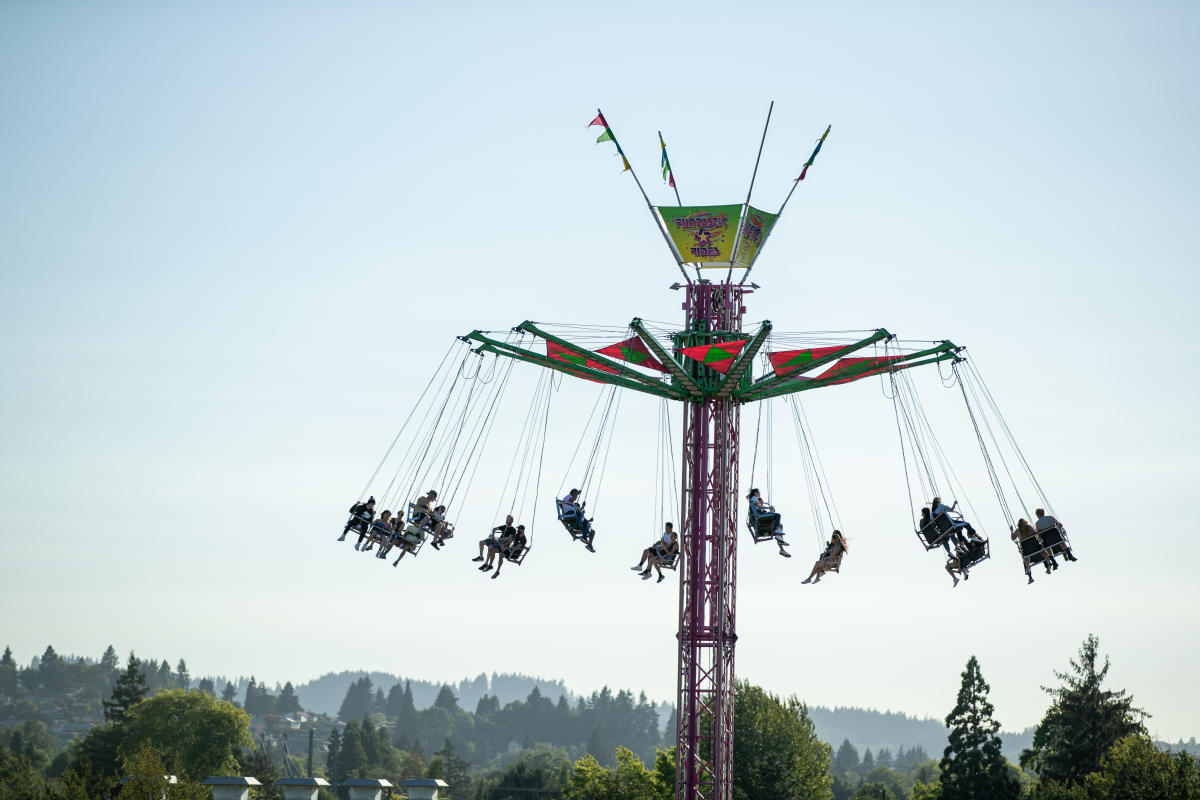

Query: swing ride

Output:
[334, 105, 1078, 800]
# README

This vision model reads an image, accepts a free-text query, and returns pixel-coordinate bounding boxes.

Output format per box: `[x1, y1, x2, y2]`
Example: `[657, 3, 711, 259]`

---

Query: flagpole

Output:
[659, 130, 682, 206]
[730, 100, 774, 282]
[597, 108, 692, 284]
[740, 122, 829, 286]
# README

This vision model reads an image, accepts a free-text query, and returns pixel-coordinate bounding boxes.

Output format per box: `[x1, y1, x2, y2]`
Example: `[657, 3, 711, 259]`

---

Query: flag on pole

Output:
[659, 132, 676, 188]
[596, 336, 668, 373]
[797, 124, 831, 181]
[589, 109, 630, 172]
[678, 340, 748, 374]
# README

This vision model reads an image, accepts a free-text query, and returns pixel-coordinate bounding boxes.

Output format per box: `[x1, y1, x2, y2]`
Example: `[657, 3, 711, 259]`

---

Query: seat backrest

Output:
[932, 513, 956, 534]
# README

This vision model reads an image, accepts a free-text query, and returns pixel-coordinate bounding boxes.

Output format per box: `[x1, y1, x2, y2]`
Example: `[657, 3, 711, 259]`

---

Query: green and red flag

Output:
[589, 110, 630, 172]
[797, 124, 831, 181]
[679, 340, 748, 374]
[596, 336, 668, 373]
[547, 341, 619, 375]
[768, 346, 847, 378]
[815, 355, 903, 385]
[659, 132, 675, 188]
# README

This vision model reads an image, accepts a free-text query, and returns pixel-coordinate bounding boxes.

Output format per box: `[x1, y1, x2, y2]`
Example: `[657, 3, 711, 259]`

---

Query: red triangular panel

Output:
[547, 341, 619, 375]
[678, 340, 748, 374]
[595, 337, 668, 373]
[815, 355, 905, 385]
[767, 346, 848, 378]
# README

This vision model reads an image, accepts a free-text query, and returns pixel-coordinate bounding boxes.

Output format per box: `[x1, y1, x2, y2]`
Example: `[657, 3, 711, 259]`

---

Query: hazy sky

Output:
[2, 1, 1198, 742]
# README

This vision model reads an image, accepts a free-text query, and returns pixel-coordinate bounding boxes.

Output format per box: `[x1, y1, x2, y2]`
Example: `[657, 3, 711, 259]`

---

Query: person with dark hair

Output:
[559, 488, 596, 552]
[632, 523, 678, 582]
[361, 509, 393, 553]
[488, 525, 527, 579]
[474, 516, 515, 564]
[341, 497, 376, 545]
[411, 490, 438, 527]
[429, 505, 454, 549]
[930, 496, 975, 548]
[747, 488, 790, 557]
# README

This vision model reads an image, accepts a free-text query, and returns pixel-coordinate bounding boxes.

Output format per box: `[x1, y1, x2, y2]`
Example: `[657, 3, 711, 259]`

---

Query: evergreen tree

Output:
[338, 723, 366, 781]
[433, 738, 471, 799]
[834, 739, 860, 775]
[396, 680, 417, 734]
[244, 677, 259, 714]
[198, 678, 215, 696]
[373, 686, 387, 715]
[176, 659, 190, 690]
[474, 693, 500, 718]
[154, 659, 173, 689]
[339, 676, 375, 722]
[0, 646, 16, 694]
[386, 683, 407, 718]
[1021, 634, 1148, 787]
[876, 748, 893, 768]
[433, 684, 460, 711]
[100, 645, 119, 672]
[221, 681, 239, 706]
[862, 749, 875, 771]
[104, 653, 148, 722]
[277, 682, 302, 714]
[325, 728, 341, 782]
[39, 645, 66, 691]
[939, 655, 1018, 800]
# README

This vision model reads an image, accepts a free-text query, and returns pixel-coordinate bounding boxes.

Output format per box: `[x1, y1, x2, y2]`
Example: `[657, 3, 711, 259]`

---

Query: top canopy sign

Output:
[654, 204, 779, 269]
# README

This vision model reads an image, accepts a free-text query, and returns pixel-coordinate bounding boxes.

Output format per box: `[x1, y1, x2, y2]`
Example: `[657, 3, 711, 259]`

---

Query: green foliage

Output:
[1021, 635, 1147, 787]
[848, 781, 898, 799]
[4, 721, 58, 773]
[0, 753, 50, 800]
[938, 656, 1018, 800]
[564, 753, 615, 800]
[1078, 734, 1200, 800]
[119, 742, 208, 800]
[909, 780, 941, 800]
[277, 682, 302, 714]
[834, 739, 859, 775]
[118, 689, 252, 779]
[0, 647, 17, 695]
[732, 681, 832, 800]
[478, 748, 571, 800]
[338, 677, 376, 723]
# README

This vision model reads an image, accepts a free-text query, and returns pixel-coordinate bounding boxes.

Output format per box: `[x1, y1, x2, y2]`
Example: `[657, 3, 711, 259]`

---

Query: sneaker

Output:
[963, 571, 970, 580]
[631, 566, 643, 571]
[952, 577, 959, 587]
[779, 550, 791, 558]
[481, 564, 493, 572]
[338, 534, 347, 541]
[1027, 575, 1035, 585]
[801, 578, 811, 584]
[776, 538, 790, 547]
[657, 574, 665, 583]
[491, 571, 500, 580]
[585, 543, 595, 552]
[472, 556, 484, 562]
[641, 572, 652, 580]
[354, 542, 360, 550]
[640, 569, 651, 577]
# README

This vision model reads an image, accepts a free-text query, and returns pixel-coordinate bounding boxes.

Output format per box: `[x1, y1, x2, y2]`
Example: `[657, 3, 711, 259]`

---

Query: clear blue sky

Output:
[2, 1, 1198, 742]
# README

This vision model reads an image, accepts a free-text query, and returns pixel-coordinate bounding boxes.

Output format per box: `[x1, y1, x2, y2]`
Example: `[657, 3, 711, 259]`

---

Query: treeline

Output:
[335, 675, 667, 767]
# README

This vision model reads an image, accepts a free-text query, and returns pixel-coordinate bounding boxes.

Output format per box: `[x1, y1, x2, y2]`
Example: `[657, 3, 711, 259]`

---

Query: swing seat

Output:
[556, 500, 590, 540]
[408, 503, 433, 528]
[957, 539, 990, 569]
[1018, 534, 1055, 564]
[654, 547, 679, 571]
[396, 524, 425, 555]
[746, 504, 781, 543]
[503, 543, 530, 565]
[345, 512, 372, 533]
[367, 522, 392, 546]
[1037, 524, 1070, 555]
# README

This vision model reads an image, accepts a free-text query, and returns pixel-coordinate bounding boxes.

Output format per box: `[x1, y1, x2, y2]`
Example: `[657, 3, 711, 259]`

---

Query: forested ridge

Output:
[2, 637, 1198, 799]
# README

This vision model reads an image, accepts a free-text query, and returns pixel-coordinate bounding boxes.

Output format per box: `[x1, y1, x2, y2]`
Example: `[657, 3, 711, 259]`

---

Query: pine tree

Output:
[198, 678, 216, 696]
[373, 687, 387, 715]
[221, 681, 239, 706]
[277, 682, 302, 714]
[834, 739, 860, 775]
[386, 683, 407, 718]
[154, 659, 172, 689]
[103, 653, 148, 722]
[338, 676, 375, 722]
[244, 677, 259, 714]
[176, 659, 190, 690]
[99, 645, 119, 672]
[862, 748, 875, 771]
[939, 655, 1019, 800]
[338, 723, 366, 781]
[1020, 634, 1148, 787]
[0, 646, 17, 694]
[433, 684, 459, 711]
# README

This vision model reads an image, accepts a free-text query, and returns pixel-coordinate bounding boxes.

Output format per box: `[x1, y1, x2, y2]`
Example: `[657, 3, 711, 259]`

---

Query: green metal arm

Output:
[629, 317, 704, 399]
[463, 331, 685, 401]
[738, 341, 962, 401]
[515, 321, 677, 397]
[714, 321, 772, 399]
[737, 328, 893, 398]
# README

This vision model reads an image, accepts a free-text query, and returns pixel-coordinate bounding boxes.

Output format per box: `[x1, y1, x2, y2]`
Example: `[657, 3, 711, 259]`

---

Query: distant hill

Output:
[806, 705, 1034, 763]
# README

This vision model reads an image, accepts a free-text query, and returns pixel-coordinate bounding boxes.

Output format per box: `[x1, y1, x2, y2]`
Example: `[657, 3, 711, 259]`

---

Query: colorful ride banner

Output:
[655, 204, 743, 266]
[732, 205, 778, 268]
